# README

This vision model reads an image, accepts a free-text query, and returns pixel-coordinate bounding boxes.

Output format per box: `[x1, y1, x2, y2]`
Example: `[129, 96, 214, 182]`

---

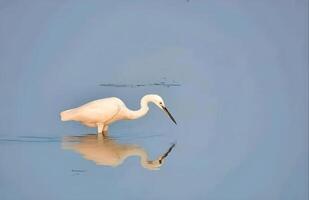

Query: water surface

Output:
[0, 1, 307, 200]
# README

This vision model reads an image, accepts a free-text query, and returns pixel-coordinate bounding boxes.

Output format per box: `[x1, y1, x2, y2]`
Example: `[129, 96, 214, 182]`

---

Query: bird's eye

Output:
[159, 102, 162, 105]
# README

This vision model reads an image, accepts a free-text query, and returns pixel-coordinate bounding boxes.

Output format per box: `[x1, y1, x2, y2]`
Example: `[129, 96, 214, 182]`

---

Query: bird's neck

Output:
[126, 96, 150, 120]
[125, 147, 157, 170]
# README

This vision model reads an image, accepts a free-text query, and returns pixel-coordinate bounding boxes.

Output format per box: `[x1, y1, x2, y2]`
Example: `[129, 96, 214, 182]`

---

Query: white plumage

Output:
[60, 94, 176, 134]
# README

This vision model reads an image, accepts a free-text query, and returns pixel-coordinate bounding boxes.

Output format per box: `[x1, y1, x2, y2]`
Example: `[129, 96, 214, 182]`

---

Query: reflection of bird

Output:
[60, 94, 176, 134]
[62, 134, 176, 170]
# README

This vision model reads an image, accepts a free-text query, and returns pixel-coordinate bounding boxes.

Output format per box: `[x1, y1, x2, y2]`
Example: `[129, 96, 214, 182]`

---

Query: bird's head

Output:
[142, 94, 177, 124]
[141, 143, 176, 170]
[142, 160, 163, 170]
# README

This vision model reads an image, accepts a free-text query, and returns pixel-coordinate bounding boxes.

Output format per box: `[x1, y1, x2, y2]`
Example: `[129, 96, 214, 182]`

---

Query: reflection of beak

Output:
[159, 143, 176, 164]
[162, 106, 177, 124]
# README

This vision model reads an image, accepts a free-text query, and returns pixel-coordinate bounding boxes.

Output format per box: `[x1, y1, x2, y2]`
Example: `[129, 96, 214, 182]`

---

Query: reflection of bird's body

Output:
[62, 134, 175, 170]
[60, 94, 176, 134]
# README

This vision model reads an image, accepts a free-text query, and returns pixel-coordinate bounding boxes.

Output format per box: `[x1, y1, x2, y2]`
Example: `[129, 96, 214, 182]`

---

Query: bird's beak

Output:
[159, 143, 176, 164]
[162, 106, 177, 124]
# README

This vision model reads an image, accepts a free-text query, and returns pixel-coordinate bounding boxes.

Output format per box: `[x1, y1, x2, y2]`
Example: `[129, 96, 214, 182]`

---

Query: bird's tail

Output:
[60, 109, 75, 121]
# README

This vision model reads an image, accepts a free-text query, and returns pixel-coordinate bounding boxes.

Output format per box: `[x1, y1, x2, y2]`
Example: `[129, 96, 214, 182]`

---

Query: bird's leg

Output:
[97, 123, 104, 135]
[101, 126, 109, 137]
[97, 123, 109, 136]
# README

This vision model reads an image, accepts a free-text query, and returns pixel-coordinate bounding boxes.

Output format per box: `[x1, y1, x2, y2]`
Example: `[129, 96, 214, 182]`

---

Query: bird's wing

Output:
[69, 98, 122, 124]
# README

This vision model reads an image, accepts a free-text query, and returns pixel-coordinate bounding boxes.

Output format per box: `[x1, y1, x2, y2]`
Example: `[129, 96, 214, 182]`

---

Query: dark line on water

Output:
[99, 80, 181, 88]
[108, 134, 164, 141]
[0, 137, 60, 143]
[0, 139, 60, 143]
[19, 136, 58, 139]
[72, 169, 86, 173]
[0, 133, 166, 144]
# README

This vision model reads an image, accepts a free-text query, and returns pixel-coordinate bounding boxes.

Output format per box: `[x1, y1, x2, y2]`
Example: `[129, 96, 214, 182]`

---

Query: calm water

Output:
[0, 1, 308, 200]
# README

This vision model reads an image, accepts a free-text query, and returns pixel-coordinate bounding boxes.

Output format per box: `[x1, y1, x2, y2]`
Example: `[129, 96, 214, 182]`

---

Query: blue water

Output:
[0, 1, 308, 199]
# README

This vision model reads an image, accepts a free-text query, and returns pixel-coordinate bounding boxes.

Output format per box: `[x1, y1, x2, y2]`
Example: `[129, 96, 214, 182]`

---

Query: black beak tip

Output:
[162, 106, 177, 125]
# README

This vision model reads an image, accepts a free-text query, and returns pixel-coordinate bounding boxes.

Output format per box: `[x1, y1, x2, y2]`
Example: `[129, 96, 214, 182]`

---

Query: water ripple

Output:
[99, 79, 181, 88]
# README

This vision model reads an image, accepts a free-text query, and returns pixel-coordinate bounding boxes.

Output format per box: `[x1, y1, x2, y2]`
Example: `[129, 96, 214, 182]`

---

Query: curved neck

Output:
[117, 145, 149, 167]
[127, 148, 157, 170]
[126, 95, 150, 120]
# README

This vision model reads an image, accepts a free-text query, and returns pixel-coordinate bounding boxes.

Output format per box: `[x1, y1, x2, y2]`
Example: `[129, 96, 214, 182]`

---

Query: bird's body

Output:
[61, 97, 125, 127]
[60, 94, 176, 134]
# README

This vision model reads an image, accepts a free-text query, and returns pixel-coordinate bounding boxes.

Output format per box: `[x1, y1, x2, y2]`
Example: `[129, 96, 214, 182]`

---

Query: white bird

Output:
[60, 94, 176, 134]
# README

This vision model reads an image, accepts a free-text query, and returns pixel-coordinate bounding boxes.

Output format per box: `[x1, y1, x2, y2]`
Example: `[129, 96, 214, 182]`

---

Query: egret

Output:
[60, 94, 176, 134]
[62, 134, 176, 170]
